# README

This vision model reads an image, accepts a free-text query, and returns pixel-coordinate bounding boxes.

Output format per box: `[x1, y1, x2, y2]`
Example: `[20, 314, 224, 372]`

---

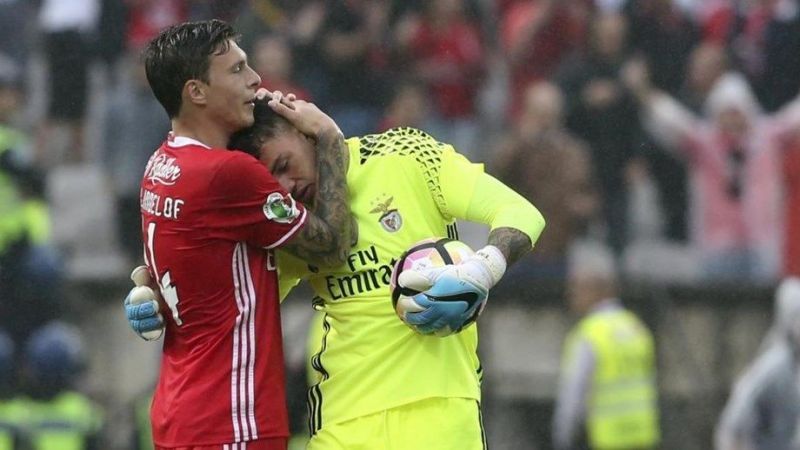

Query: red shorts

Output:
[155, 437, 287, 450]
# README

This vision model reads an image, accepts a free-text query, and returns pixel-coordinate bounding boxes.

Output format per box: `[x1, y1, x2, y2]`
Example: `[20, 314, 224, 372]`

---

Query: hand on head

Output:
[258, 89, 341, 139]
[256, 88, 296, 106]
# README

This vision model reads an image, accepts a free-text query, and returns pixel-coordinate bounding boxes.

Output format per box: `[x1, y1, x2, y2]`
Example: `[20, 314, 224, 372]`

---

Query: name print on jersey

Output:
[325, 245, 398, 300]
[141, 189, 184, 220]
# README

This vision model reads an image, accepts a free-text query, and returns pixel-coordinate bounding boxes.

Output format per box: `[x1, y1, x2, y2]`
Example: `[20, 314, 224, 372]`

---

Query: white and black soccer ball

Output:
[390, 237, 485, 331]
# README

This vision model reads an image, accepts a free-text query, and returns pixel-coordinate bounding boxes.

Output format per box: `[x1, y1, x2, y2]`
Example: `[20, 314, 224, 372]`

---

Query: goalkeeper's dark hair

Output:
[143, 19, 240, 118]
[228, 98, 293, 158]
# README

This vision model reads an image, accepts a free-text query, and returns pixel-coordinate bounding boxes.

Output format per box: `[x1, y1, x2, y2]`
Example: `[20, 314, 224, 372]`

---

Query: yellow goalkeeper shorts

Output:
[307, 397, 487, 450]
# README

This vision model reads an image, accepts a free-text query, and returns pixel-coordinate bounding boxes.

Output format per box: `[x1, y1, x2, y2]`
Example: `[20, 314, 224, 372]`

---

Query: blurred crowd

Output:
[1, 0, 800, 448]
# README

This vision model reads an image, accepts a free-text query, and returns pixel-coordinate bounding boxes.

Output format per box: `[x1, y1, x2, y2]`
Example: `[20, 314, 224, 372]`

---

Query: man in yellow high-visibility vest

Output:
[13, 322, 104, 450]
[0, 55, 61, 349]
[553, 241, 660, 450]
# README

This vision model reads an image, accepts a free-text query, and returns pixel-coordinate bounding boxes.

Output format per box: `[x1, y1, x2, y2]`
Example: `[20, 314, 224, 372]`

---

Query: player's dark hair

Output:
[228, 98, 292, 158]
[143, 19, 240, 118]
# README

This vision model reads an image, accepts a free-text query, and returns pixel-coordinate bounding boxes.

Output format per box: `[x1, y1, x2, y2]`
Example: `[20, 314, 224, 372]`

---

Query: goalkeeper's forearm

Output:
[455, 170, 545, 267]
[487, 227, 533, 266]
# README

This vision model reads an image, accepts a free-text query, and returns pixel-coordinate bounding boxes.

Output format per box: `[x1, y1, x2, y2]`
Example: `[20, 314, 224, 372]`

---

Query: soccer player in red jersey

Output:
[133, 20, 353, 450]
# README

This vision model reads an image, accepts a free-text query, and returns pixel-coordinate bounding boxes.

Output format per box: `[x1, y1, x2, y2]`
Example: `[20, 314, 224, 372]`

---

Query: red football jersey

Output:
[140, 135, 307, 447]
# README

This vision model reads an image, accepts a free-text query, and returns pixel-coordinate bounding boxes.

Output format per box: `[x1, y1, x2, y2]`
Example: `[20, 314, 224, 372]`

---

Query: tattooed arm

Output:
[447, 170, 544, 273]
[437, 156, 545, 289]
[467, 176, 543, 288]
[488, 227, 533, 266]
[282, 129, 354, 266]
[266, 94, 354, 267]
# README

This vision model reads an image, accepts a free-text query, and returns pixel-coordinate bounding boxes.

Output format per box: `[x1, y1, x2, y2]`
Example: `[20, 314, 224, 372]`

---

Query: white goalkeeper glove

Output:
[396, 245, 506, 336]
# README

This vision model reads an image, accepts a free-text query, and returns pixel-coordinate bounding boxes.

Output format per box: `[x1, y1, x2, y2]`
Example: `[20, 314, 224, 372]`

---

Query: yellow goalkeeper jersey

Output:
[276, 128, 533, 433]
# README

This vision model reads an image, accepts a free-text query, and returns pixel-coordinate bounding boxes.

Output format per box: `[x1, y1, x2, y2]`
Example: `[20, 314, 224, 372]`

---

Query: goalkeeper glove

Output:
[397, 245, 506, 336]
[124, 266, 165, 341]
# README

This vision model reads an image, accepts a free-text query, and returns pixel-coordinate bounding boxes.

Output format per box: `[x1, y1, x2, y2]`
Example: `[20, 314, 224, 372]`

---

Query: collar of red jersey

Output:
[167, 133, 212, 149]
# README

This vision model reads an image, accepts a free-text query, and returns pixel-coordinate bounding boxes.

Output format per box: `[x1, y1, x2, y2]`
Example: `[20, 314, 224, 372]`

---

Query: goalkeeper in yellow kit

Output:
[127, 94, 545, 449]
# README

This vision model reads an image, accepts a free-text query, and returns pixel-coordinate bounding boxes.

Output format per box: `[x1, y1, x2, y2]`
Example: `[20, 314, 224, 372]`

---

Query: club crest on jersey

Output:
[370, 195, 402, 232]
[263, 192, 299, 223]
[145, 153, 182, 185]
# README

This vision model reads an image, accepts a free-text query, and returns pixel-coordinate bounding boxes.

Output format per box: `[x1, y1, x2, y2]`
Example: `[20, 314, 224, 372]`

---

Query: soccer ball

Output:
[390, 237, 485, 333]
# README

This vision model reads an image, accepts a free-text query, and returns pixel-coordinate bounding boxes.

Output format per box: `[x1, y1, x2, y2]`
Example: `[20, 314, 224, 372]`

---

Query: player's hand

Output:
[125, 289, 164, 341]
[266, 90, 341, 140]
[257, 88, 297, 105]
[400, 274, 488, 336]
[125, 266, 165, 341]
[396, 246, 506, 336]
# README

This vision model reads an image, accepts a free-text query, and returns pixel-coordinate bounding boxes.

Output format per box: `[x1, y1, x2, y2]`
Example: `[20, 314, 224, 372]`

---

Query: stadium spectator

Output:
[553, 240, 660, 450]
[681, 42, 729, 113]
[698, 0, 771, 53]
[376, 78, 428, 131]
[101, 50, 170, 266]
[14, 322, 104, 450]
[629, 41, 729, 245]
[282, 1, 329, 105]
[624, 62, 800, 281]
[500, 0, 591, 117]
[624, 0, 698, 96]
[35, 0, 100, 165]
[0, 55, 62, 348]
[316, 0, 392, 136]
[636, 42, 730, 244]
[128, 19, 353, 449]
[394, 0, 486, 160]
[96, 0, 129, 84]
[756, 0, 800, 112]
[556, 12, 642, 254]
[187, 0, 245, 23]
[696, 0, 800, 112]
[0, 0, 35, 67]
[491, 81, 597, 281]
[251, 33, 312, 101]
[231, 0, 290, 52]
[125, 0, 188, 50]
[715, 277, 800, 450]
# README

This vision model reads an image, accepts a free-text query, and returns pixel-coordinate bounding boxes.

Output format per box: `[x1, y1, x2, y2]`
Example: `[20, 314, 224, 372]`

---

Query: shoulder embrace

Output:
[211, 150, 277, 190]
[218, 150, 270, 175]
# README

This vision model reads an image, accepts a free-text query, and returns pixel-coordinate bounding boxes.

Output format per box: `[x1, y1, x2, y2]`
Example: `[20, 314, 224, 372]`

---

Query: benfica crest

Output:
[370, 195, 403, 232]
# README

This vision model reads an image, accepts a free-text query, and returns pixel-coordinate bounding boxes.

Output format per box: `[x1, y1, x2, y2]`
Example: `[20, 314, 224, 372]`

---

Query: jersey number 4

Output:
[145, 222, 184, 326]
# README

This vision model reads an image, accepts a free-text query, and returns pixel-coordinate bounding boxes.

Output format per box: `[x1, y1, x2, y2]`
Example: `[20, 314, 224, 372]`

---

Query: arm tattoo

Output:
[282, 130, 354, 267]
[487, 227, 532, 266]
